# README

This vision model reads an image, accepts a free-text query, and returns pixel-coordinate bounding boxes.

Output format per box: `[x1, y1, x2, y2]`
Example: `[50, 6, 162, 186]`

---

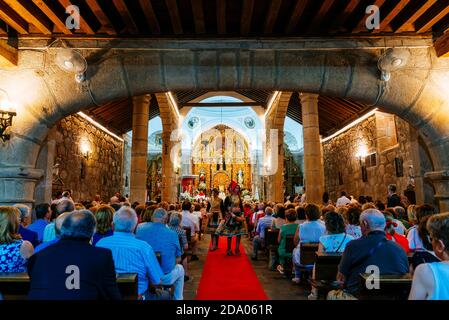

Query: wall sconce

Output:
[0, 89, 16, 142]
[80, 140, 91, 160]
[356, 147, 368, 182]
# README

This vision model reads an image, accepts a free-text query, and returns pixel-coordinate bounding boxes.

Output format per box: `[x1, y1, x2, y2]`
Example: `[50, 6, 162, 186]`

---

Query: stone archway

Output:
[1, 38, 449, 207]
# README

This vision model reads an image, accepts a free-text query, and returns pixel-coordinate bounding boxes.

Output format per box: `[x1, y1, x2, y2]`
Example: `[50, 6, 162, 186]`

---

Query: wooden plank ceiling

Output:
[2, 1, 448, 135]
[84, 90, 373, 138]
[0, 1, 447, 45]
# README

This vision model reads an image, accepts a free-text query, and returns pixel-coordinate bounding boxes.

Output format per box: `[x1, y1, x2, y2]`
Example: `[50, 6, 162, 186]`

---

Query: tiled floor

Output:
[184, 234, 309, 300]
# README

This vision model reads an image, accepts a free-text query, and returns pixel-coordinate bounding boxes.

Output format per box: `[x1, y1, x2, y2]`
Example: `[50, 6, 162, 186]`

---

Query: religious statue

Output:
[237, 169, 244, 185]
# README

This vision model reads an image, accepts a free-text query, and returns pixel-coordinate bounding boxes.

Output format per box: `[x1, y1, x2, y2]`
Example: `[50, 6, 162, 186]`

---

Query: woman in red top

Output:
[384, 214, 410, 254]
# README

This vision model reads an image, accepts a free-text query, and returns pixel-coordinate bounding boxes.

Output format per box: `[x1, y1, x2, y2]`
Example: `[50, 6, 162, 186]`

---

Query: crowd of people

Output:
[248, 183, 448, 300]
[0, 182, 448, 300]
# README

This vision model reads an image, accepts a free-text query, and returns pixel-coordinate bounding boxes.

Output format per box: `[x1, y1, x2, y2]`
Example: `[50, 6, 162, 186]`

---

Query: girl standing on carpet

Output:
[216, 181, 248, 256]
[206, 188, 223, 251]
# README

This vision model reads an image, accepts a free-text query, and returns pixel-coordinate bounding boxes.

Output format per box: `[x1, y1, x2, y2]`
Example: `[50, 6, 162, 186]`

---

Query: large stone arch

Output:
[1, 40, 449, 206]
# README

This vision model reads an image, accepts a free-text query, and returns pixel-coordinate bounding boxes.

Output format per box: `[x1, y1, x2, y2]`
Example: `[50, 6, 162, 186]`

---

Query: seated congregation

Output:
[0, 183, 448, 300]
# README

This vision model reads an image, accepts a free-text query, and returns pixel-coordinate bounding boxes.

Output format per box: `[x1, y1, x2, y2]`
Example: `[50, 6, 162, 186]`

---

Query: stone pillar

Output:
[300, 93, 325, 204]
[130, 94, 150, 204]
[0, 167, 43, 207]
[161, 131, 177, 202]
[272, 130, 284, 203]
[34, 128, 57, 204]
[424, 170, 449, 212]
[409, 128, 424, 205]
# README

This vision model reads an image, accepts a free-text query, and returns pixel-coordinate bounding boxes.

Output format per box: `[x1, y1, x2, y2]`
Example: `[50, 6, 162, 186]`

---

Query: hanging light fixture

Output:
[0, 89, 16, 142]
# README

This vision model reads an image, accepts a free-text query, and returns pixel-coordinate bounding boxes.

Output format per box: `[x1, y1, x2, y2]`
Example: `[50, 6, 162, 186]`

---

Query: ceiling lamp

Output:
[377, 48, 411, 82]
[55, 48, 88, 83]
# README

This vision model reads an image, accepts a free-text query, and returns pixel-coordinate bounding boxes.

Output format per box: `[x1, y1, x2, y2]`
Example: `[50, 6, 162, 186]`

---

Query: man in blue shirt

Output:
[34, 212, 71, 254]
[28, 203, 51, 242]
[97, 207, 184, 300]
[251, 207, 274, 260]
[136, 208, 184, 300]
[14, 204, 39, 248]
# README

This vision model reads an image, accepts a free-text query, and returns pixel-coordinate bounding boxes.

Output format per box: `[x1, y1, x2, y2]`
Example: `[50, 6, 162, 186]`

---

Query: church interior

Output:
[1, 0, 449, 304]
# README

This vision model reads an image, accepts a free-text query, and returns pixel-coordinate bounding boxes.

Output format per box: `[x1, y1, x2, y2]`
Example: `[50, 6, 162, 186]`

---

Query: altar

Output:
[190, 125, 252, 191]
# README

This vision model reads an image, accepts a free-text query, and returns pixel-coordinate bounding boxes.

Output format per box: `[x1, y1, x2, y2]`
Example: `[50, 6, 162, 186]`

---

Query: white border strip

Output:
[77, 112, 124, 142]
[321, 108, 378, 143]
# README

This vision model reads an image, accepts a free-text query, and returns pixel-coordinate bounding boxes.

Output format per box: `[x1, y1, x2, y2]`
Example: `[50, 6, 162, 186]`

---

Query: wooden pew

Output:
[358, 273, 412, 300]
[0, 272, 138, 300]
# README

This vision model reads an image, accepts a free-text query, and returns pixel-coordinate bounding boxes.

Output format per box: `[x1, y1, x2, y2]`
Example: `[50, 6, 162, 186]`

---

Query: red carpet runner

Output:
[196, 237, 268, 300]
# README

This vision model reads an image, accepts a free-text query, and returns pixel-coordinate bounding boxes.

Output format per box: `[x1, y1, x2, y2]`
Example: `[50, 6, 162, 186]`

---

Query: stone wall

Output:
[53, 114, 124, 202]
[323, 112, 418, 203]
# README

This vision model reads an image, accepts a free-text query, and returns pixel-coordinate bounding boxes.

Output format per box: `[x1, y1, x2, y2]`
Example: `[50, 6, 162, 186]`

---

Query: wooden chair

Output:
[0, 272, 138, 300]
[283, 235, 296, 277]
[299, 243, 319, 265]
[265, 228, 280, 247]
[358, 273, 412, 300]
[116, 273, 138, 300]
[264, 228, 280, 269]
[295, 243, 320, 281]
[308, 252, 342, 298]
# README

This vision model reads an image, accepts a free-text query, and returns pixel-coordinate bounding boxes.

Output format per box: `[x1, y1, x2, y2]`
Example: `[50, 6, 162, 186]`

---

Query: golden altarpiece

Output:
[191, 125, 252, 192]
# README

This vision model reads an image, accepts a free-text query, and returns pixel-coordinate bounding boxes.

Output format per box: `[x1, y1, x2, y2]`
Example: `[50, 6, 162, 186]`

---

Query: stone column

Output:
[34, 127, 57, 204]
[161, 131, 177, 202]
[130, 94, 150, 204]
[424, 170, 449, 212]
[300, 93, 325, 204]
[272, 130, 285, 203]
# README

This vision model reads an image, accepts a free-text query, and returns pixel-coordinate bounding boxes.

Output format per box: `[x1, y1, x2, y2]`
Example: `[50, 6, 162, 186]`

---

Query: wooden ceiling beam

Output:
[372, 0, 410, 33]
[216, 0, 226, 34]
[57, 0, 95, 34]
[191, 0, 205, 34]
[435, 31, 449, 57]
[85, 0, 116, 35]
[286, 0, 309, 34]
[353, 0, 386, 33]
[165, 0, 183, 34]
[0, 38, 17, 66]
[416, 1, 449, 33]
[3, 0, 52, 34]
[31, 0, 71, 34]
[112, 0, 139, 34]
[307, 0, 335, 34]
[330, 0, 361, 32]
[0, 0, 28, 34]
[264, 0, 282, 34]
[395, 0, 436, 32]
[139, 0, 160, 34]
[240, 0, 254, 35]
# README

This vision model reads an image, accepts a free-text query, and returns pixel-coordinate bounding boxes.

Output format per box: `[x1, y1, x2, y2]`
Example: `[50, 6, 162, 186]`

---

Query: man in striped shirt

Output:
[96, 207, 166, 299]
[251, 207, 274, 260]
